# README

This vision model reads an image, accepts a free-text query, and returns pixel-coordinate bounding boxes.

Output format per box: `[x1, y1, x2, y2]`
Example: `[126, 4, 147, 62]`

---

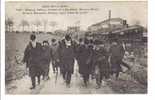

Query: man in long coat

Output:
[23, 34, 42, 89]
[109, 40, 125, 79]
[58, 34, 76, 87]
[93, 41, 110, 88]
[76, 38, 93, 87]
[41, 40, 51, 80]
[50, 38, 60, 73]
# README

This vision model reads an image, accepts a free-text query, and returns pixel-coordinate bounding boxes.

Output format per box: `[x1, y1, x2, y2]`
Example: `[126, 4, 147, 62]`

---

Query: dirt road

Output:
[6, 61, 114, 94]
[5, 33, 147, 94]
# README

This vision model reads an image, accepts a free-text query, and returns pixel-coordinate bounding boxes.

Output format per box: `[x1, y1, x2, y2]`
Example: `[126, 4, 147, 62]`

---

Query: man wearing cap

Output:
[109, 40, 125, 79]
[41, 40, 51, 80]
[93, 40, 110, 88]
[50, 38, 60, 74]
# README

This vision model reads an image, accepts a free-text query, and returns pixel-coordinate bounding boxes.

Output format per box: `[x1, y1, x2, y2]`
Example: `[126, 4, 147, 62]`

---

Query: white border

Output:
[1, 0, 155, 100]
[1, 0, 5, 99]
[5, 0, 148, 1]
[148, 0, 155, 96]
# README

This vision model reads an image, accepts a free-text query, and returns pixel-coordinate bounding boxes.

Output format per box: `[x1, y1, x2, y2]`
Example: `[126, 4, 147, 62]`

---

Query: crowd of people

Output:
[22, 34, 131, 89]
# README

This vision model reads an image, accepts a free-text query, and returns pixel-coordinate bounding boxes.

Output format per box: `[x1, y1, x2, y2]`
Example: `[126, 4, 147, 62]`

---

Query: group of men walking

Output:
[23, 34, 130, 89]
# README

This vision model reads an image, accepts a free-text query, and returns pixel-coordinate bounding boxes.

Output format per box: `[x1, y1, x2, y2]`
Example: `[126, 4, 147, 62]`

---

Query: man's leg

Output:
[115, 72, 120, 80]
[83, 74, 87, 87]
[95, 73, 101, 88]
[66, 71, 72, 87]
[30, 76, 36, 89]
[115, 60, 121, 80]
[55, 61, 59, 73]
[56, 66, 58, 73]
[37, 75, 40, 85]
[42, 67, 46, 80]
[86, 74, 90, 84]
[100, 72, 103, 84]
[46, 64, 50, 80]
[52, 61, 56, 73]
[62, 70, 66, 81]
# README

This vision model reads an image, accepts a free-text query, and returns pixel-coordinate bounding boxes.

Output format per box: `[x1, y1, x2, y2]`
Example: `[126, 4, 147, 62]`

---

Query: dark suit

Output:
[76, 44, 93, 85]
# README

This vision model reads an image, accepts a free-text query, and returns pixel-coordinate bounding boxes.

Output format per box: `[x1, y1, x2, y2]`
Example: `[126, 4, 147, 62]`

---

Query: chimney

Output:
[108, 10, 111, 32]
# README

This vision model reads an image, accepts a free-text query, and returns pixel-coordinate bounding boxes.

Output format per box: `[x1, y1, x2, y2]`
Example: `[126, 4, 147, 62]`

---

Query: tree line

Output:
[5, 17, 58, 33]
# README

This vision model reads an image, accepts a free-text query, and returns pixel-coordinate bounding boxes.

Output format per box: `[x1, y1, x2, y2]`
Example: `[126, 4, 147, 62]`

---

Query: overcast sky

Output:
[6, 1, 147, 31]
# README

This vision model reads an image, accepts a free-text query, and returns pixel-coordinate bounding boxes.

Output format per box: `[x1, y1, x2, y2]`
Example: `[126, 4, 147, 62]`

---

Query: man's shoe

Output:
[53, 71, 56, 74]
[47, 76, 50, 80]
[38, 81, 40, 85]
[84, 81, 88, 88]
[96, 85, 101, 89]
[66, 84, 70, 88]
[30, 86, 35, 90]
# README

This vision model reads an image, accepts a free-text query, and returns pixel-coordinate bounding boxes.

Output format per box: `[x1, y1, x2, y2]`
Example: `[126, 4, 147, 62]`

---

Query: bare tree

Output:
[74, 20, 80, 26]
[5, 18, 14, 32]
[19, 20, 29, 32]
[49, 21, 57, 32]
[43, 20, 48, 33]
[33, 20, 42, 33]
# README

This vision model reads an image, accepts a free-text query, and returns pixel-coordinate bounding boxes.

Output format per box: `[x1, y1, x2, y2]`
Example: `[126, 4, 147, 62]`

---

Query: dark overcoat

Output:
[50, 43, 59, 61]
[23, 42, 42, 77]
[93, 46, 110, 77]
[76, 44, 93, 75]
[58, 39, 76, 74]
[109, 44, 125, 73]
[41, 45, 51, 75]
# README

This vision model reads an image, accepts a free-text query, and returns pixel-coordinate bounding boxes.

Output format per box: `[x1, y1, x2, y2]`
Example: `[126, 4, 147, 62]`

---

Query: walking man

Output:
[93, 40, 110, 88]
[50, 38, 60, 74]
[22, 34, 42, 89]
[76, 38, 93, 87]
[109, 39, 125, 79]
[41, 40, 51, 80]
[58, 34, 77, 87]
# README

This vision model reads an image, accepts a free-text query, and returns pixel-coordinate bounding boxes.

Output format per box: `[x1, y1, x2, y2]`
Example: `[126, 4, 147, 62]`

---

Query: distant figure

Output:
[58, 34, 77, 87]
[41, 40, 51, 80]
[22, 34, 42, 89]
[50, 38, 60, 73]
[76, 38, 93, 87]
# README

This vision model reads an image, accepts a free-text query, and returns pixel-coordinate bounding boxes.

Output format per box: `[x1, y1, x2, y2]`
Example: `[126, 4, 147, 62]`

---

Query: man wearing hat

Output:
[76, 38, 93, 87]
[58, 34, 77, 87]
[22, 34, 42, 89]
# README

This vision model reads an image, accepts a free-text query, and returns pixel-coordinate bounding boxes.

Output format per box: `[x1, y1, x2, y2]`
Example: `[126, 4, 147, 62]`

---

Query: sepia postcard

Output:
[5, 1, 147, 94]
